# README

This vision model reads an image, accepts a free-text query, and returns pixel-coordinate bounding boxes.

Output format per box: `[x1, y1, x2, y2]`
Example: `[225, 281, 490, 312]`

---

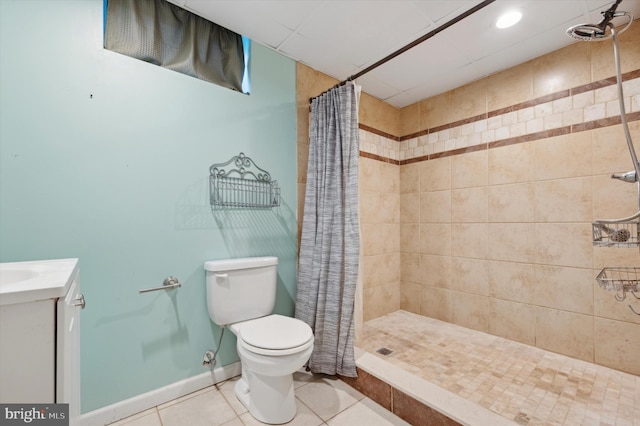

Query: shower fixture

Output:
[611, 170, 638, 183]
[566, 0, 633, 41]
[568, 0, 640, 316]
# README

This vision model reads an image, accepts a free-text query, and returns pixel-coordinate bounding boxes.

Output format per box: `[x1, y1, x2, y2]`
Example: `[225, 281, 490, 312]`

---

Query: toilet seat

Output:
[236, 314, 313, 356]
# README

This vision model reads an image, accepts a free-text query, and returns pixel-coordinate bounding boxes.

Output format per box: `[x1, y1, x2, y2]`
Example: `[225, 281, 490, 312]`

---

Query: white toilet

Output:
[204, 256, 314, 424]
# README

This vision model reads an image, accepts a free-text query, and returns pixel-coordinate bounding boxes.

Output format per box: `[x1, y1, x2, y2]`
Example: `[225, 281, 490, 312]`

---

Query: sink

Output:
[0, 259, 78, 306]
[0, 268, 40, 287]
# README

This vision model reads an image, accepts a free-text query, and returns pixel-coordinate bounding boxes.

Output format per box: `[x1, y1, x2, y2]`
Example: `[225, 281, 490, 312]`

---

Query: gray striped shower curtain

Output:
[295, 82, 360, 377]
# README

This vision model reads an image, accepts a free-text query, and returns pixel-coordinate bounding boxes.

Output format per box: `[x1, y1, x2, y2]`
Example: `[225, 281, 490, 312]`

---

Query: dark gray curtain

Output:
[105, 0, 245, 92]
[296, 82, 360, 377]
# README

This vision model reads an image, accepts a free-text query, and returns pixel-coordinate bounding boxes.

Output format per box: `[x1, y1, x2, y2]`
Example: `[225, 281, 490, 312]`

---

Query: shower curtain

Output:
[295, 81, 360, 377]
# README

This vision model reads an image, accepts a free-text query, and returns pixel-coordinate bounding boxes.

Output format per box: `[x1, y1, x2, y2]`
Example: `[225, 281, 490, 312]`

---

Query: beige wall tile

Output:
[451, 187, 488, 223]
[451, 291, 490, 333]
[360, 90, 402, 137]
[451, 150, 488, 189]
[591, 22, 640, 81]
[593, 245, 639, 270]
[399, 102, 421, 136]
[401, 252, 420, 284]
[489, 299, 535, 345]
[401, 193, 420, 223]
[488, 183, 535, 222]
[534, 177, 592, 222]
[418, 92, 450, 130]
[450, 79, 487, 123]
[400, 281, 421, 314]
[400, 163, 420, 194]
[594, 318, 640, 375]
[400, 223, 420, 253]
[382, 192, 400, 224]
[360, 190, 382, 224]
[532, 43, 591, 98]
[592, 122, 640, 175]
[420, 223, 451, 256]
[534, 223, 593, 268]
[420, 190, 451, 223]
[363, 253, 400, 288]
[535, 307, 594, 362]
[420, 157, 451, 192]
[487, 62, 533, 112]
[534, 133, 593, 181]
[594, 285, 640, 325]
[451, 257, 489, 296]
[363, 223, 399, 255]
[489, 142, 535, 185]
[534, 265, 594, 315]
[420, 254, 451, 289]
[488, 223, 536, 263]
[592, 174, 638, 220]
[420, 286, 452, 322]
[451, 223, 489, 259]
[488, 260, 536, 304]
[363, 282, 401, 321]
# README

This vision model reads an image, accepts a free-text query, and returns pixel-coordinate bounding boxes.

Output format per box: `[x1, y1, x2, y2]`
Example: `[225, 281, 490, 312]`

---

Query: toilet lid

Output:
[240, 314, 312, 350]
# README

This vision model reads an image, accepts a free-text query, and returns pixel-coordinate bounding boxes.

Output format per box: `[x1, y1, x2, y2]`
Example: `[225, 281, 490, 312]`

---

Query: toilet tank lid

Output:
[204, 256, 278, 272]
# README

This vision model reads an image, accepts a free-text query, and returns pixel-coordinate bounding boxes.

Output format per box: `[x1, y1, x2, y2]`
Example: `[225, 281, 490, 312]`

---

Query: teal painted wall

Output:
[0, 0, 298, 413]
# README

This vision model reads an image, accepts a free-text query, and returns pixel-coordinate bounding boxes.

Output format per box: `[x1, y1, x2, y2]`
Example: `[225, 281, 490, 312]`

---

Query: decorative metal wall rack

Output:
[209, 153, 280, 209]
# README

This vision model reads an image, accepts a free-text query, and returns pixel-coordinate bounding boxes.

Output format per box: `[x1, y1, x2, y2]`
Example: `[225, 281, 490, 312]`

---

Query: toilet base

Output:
[235, 368, 297, 424]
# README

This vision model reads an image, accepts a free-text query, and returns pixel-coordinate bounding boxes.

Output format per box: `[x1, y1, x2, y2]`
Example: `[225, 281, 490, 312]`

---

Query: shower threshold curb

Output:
[349, 347, 516, 426]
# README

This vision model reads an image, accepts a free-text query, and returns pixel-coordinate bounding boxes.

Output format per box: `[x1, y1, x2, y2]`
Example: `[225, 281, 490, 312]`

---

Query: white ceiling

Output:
[168, 0, 640, 108]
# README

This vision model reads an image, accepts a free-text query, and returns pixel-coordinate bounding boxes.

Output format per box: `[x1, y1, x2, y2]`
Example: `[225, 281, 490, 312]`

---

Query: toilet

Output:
[204, 256, 314, 424]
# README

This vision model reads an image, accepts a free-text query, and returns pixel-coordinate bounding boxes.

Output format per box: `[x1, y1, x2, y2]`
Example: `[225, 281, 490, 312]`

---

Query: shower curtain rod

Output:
[309, 0, 496, 104]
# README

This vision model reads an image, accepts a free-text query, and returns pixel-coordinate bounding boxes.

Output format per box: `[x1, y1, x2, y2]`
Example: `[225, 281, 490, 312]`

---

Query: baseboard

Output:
[80, 361, 241, 426]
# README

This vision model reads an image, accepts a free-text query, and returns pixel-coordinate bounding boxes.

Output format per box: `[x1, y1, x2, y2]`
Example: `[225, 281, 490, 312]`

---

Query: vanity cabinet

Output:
[0, 259, 82, 425]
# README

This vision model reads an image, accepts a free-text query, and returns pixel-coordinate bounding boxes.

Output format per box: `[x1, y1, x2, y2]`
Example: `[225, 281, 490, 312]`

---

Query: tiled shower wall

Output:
[297, 22, 640, 375]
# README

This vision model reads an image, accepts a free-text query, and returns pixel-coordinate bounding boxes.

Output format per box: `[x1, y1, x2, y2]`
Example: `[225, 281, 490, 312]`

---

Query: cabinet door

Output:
[56, 274, 82, 426]
[0, 299, 55, 402]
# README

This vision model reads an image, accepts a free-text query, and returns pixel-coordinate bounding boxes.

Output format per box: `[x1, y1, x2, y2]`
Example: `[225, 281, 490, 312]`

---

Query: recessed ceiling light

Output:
[496, 11, 522, 29]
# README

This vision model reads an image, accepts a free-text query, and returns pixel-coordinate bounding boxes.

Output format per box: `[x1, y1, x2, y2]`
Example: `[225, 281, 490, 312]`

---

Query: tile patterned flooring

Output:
[108, 370, 410, 426]
[356, 310, 640, 426]
[109, 309, 639, 425]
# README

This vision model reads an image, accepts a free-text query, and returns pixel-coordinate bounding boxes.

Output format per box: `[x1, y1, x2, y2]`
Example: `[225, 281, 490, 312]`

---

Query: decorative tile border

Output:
[359, 69, 640, 165]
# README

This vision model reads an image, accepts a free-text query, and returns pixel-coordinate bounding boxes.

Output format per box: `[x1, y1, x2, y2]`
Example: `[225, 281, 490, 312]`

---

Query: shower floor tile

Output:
[356, 310, 640, 426]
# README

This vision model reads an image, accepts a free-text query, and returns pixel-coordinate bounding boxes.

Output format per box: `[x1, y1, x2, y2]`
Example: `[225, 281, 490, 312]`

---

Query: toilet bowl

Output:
[204, 257, 314, 424]
[230, 314, 313, 424]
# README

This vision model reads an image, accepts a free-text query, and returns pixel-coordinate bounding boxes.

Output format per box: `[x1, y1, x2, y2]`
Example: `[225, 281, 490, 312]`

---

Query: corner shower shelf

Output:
[592, 211, 640, 248]
[596, 267, 640, 292]
[596, 267, 640, 315]
[209, 153, 280, 209]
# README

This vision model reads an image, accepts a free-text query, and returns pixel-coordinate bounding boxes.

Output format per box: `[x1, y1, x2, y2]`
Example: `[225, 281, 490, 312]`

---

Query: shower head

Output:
[566, 0, 633, 41]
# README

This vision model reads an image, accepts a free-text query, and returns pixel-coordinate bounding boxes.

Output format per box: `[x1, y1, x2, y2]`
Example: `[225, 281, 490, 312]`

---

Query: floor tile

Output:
[239, 399, 324, 426]
[357, 310, 640, 426]
[327, 398, 411, 426]
[158, 387, 237, 426]
[295, 376, 364, 421]
[108, 409, 161, 426]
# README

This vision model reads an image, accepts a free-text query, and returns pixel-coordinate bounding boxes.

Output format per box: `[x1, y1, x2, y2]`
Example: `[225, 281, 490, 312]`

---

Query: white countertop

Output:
[0, 258, 79, 306]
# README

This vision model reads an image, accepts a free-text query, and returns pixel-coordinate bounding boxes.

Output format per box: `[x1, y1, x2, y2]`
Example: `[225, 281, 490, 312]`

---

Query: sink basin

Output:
[0, 269, 40, 287]
[0, 259, 78, 306]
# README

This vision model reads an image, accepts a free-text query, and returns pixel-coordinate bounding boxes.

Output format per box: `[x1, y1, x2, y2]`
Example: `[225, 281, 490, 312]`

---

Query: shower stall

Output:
[297, 1, 640, 424]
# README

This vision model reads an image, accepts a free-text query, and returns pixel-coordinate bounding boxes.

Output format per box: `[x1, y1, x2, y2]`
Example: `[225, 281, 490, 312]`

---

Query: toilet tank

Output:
[204, 256, 278, 326]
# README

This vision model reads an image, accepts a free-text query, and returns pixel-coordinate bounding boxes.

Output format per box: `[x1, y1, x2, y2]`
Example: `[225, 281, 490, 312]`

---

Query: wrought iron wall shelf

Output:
[209, 153, 280, 209]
